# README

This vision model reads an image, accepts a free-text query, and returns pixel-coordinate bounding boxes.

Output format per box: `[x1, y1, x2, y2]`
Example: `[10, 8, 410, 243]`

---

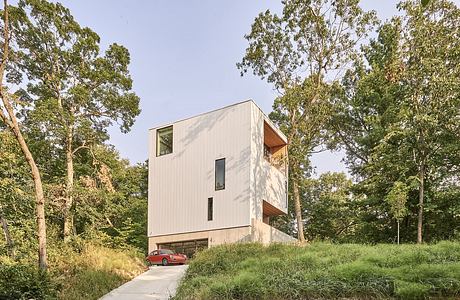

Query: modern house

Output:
[148, 100, 295, 256]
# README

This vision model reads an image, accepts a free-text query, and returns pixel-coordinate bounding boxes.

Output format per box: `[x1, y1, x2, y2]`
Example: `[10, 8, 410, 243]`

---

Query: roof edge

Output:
[148, 99, 253, 131]
[148, 99, 288, 143]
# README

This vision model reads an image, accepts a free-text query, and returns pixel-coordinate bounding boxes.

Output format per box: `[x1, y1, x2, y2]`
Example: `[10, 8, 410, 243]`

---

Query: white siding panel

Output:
[149, 101, 252, 236]
[250, 103, 288, 219]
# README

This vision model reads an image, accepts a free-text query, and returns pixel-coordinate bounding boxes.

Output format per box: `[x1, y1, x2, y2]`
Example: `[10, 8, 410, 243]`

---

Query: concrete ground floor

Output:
[148, 218, 296, 255]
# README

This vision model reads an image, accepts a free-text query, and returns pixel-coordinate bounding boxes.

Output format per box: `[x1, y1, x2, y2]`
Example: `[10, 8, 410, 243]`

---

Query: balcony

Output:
[263, 120, 287, 176]
[260, 120, 288, 216]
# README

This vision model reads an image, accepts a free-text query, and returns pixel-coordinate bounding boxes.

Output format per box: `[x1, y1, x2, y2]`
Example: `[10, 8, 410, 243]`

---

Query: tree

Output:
[397, 0, 460, 243]
[72, 146, 148, 251]
[301, 172, 359, 241]
[0, 0, 47, 270]
[385, 181, 409, 244]
[238, 0, 377, 241]
[331, 0, 460, 243]
[10, 0, 140, 240]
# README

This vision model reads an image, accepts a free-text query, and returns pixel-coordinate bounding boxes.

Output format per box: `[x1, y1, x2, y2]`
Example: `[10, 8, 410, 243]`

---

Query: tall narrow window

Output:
[215, 158, 225, 190]
[207, 197, 213, 221]
[156, 126, 173, 156]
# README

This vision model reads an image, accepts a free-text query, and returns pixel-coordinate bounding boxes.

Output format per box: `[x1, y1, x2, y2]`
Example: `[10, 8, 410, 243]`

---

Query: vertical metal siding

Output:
[148, 102, 252, 236]
[249, 103, 288, 221]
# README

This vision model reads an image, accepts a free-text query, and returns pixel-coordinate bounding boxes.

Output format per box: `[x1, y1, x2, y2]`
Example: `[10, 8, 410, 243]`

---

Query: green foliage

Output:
[0, 0, 147, 298]
[300, 172, 359, 241]
[4, 0, 141, 241]
[240, 0, 378, 242]
[329, 0, 460, 243]
[0, 239, 144, 300]
[175, 242, 460, 300]
[385, 182, 409, 222]
[0, 264, 57, 300]
[11, 0, 141, 138]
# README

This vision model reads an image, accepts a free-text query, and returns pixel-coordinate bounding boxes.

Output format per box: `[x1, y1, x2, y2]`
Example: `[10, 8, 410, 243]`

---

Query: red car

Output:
[146, 249, 187, 266]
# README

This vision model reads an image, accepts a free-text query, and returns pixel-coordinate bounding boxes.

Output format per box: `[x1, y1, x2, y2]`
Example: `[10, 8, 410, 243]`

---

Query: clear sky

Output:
[55, 0, 455, 176]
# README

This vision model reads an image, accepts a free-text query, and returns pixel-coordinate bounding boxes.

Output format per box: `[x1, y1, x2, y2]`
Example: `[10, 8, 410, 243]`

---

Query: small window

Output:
[215, 158, 225, 190]
[208, 197, 213, 221]
[156, 126, 173, 156]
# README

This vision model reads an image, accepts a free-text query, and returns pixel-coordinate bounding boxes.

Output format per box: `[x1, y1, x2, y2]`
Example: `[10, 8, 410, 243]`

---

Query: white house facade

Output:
[148, 100, 295, 256]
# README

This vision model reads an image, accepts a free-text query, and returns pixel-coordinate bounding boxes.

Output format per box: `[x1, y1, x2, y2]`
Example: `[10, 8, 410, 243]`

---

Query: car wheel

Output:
[162, 258, 168, 266]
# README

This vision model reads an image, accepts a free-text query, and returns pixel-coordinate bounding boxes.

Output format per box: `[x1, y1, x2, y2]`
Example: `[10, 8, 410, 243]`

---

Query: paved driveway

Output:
[100, 265, 188, 300]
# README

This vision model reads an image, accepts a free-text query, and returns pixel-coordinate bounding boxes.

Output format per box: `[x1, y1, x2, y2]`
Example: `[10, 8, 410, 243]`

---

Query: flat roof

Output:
[148, 99, 287, 142]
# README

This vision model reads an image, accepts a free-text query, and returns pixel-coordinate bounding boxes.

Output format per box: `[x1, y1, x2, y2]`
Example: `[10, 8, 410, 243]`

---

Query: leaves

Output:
[330, 0, 460, 242]
[385, 182, 409, 222]
[241, 0, 378, 242]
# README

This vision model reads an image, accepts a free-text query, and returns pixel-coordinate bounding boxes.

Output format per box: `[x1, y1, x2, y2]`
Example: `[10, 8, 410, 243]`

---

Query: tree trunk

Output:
[292, 179, 305, 242]
[397, 220, 400, 245]
[0, 211, 15, 259]
[63, 125, 74, 241]
[417, 161, 425, 244]
[0, 0, 47, 270]
[7, 122, 48, 269]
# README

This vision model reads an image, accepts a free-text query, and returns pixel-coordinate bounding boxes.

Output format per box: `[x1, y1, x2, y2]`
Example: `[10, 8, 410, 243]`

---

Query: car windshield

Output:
[161, 249, 174, 255]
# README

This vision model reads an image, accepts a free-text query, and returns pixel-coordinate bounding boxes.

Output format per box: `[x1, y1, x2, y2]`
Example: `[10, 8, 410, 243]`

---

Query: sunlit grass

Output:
[0, 241, 145, 300]
[52, 242, 145, 300]
[174, 241, 460, 299]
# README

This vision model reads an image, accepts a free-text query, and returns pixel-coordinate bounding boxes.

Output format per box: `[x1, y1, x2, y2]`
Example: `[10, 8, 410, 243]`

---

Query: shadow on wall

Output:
[251, 110, 287, 222]
[175, 108, 230, 159]
[220, 219, 295, 245]
[175, 104, 252, 221]
[251, 219, 296, 244]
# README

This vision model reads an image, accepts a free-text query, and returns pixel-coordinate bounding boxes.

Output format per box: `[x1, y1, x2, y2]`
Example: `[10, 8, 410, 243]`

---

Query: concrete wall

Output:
[148, 226, 252, 252]
[251, 219, 296, 244]
[148, 101, 252, 237]
[148, 220, 295, 252]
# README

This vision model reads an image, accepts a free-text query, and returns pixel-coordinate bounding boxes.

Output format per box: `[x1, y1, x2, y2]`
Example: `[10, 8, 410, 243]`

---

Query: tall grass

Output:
[174, 242, 460, 299]
[51, 242, 145, 300]
[0, 240, 145, 300]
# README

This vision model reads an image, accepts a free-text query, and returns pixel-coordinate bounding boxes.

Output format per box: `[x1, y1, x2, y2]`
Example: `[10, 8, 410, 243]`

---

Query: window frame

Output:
[156, 125, 173, 157]
[215, 158, 226, 191]
[207, 197, 213, 221]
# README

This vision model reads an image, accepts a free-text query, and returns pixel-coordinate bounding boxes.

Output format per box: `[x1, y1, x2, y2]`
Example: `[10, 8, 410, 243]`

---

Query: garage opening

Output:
[158, 239, 208, 258]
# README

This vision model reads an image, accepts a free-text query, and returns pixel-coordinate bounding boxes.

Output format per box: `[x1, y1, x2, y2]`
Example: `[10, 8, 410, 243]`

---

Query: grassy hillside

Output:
[174, 242, 460, 300]
[0, 241, 146, 300]
[51, 243, 145, 300]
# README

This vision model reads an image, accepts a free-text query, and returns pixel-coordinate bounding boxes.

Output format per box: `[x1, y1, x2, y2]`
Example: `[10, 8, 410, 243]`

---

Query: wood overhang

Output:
[263, 200, 285, 216]
[264, 121, 286, 148]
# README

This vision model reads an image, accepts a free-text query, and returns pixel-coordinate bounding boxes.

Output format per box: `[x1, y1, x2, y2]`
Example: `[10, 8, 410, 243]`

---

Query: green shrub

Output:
[0, 264, 57, 300]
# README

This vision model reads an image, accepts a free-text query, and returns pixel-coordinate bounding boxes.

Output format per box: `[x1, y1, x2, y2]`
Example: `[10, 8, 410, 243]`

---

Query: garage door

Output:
[158, 239, 208, 258]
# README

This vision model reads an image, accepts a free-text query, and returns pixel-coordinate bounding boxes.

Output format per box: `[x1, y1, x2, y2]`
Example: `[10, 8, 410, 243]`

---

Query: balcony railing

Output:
[264, 154, 287, 176]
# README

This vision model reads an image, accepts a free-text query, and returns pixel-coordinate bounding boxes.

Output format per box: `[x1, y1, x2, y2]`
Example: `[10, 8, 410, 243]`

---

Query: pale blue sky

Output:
[56, 1, 452, 175]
